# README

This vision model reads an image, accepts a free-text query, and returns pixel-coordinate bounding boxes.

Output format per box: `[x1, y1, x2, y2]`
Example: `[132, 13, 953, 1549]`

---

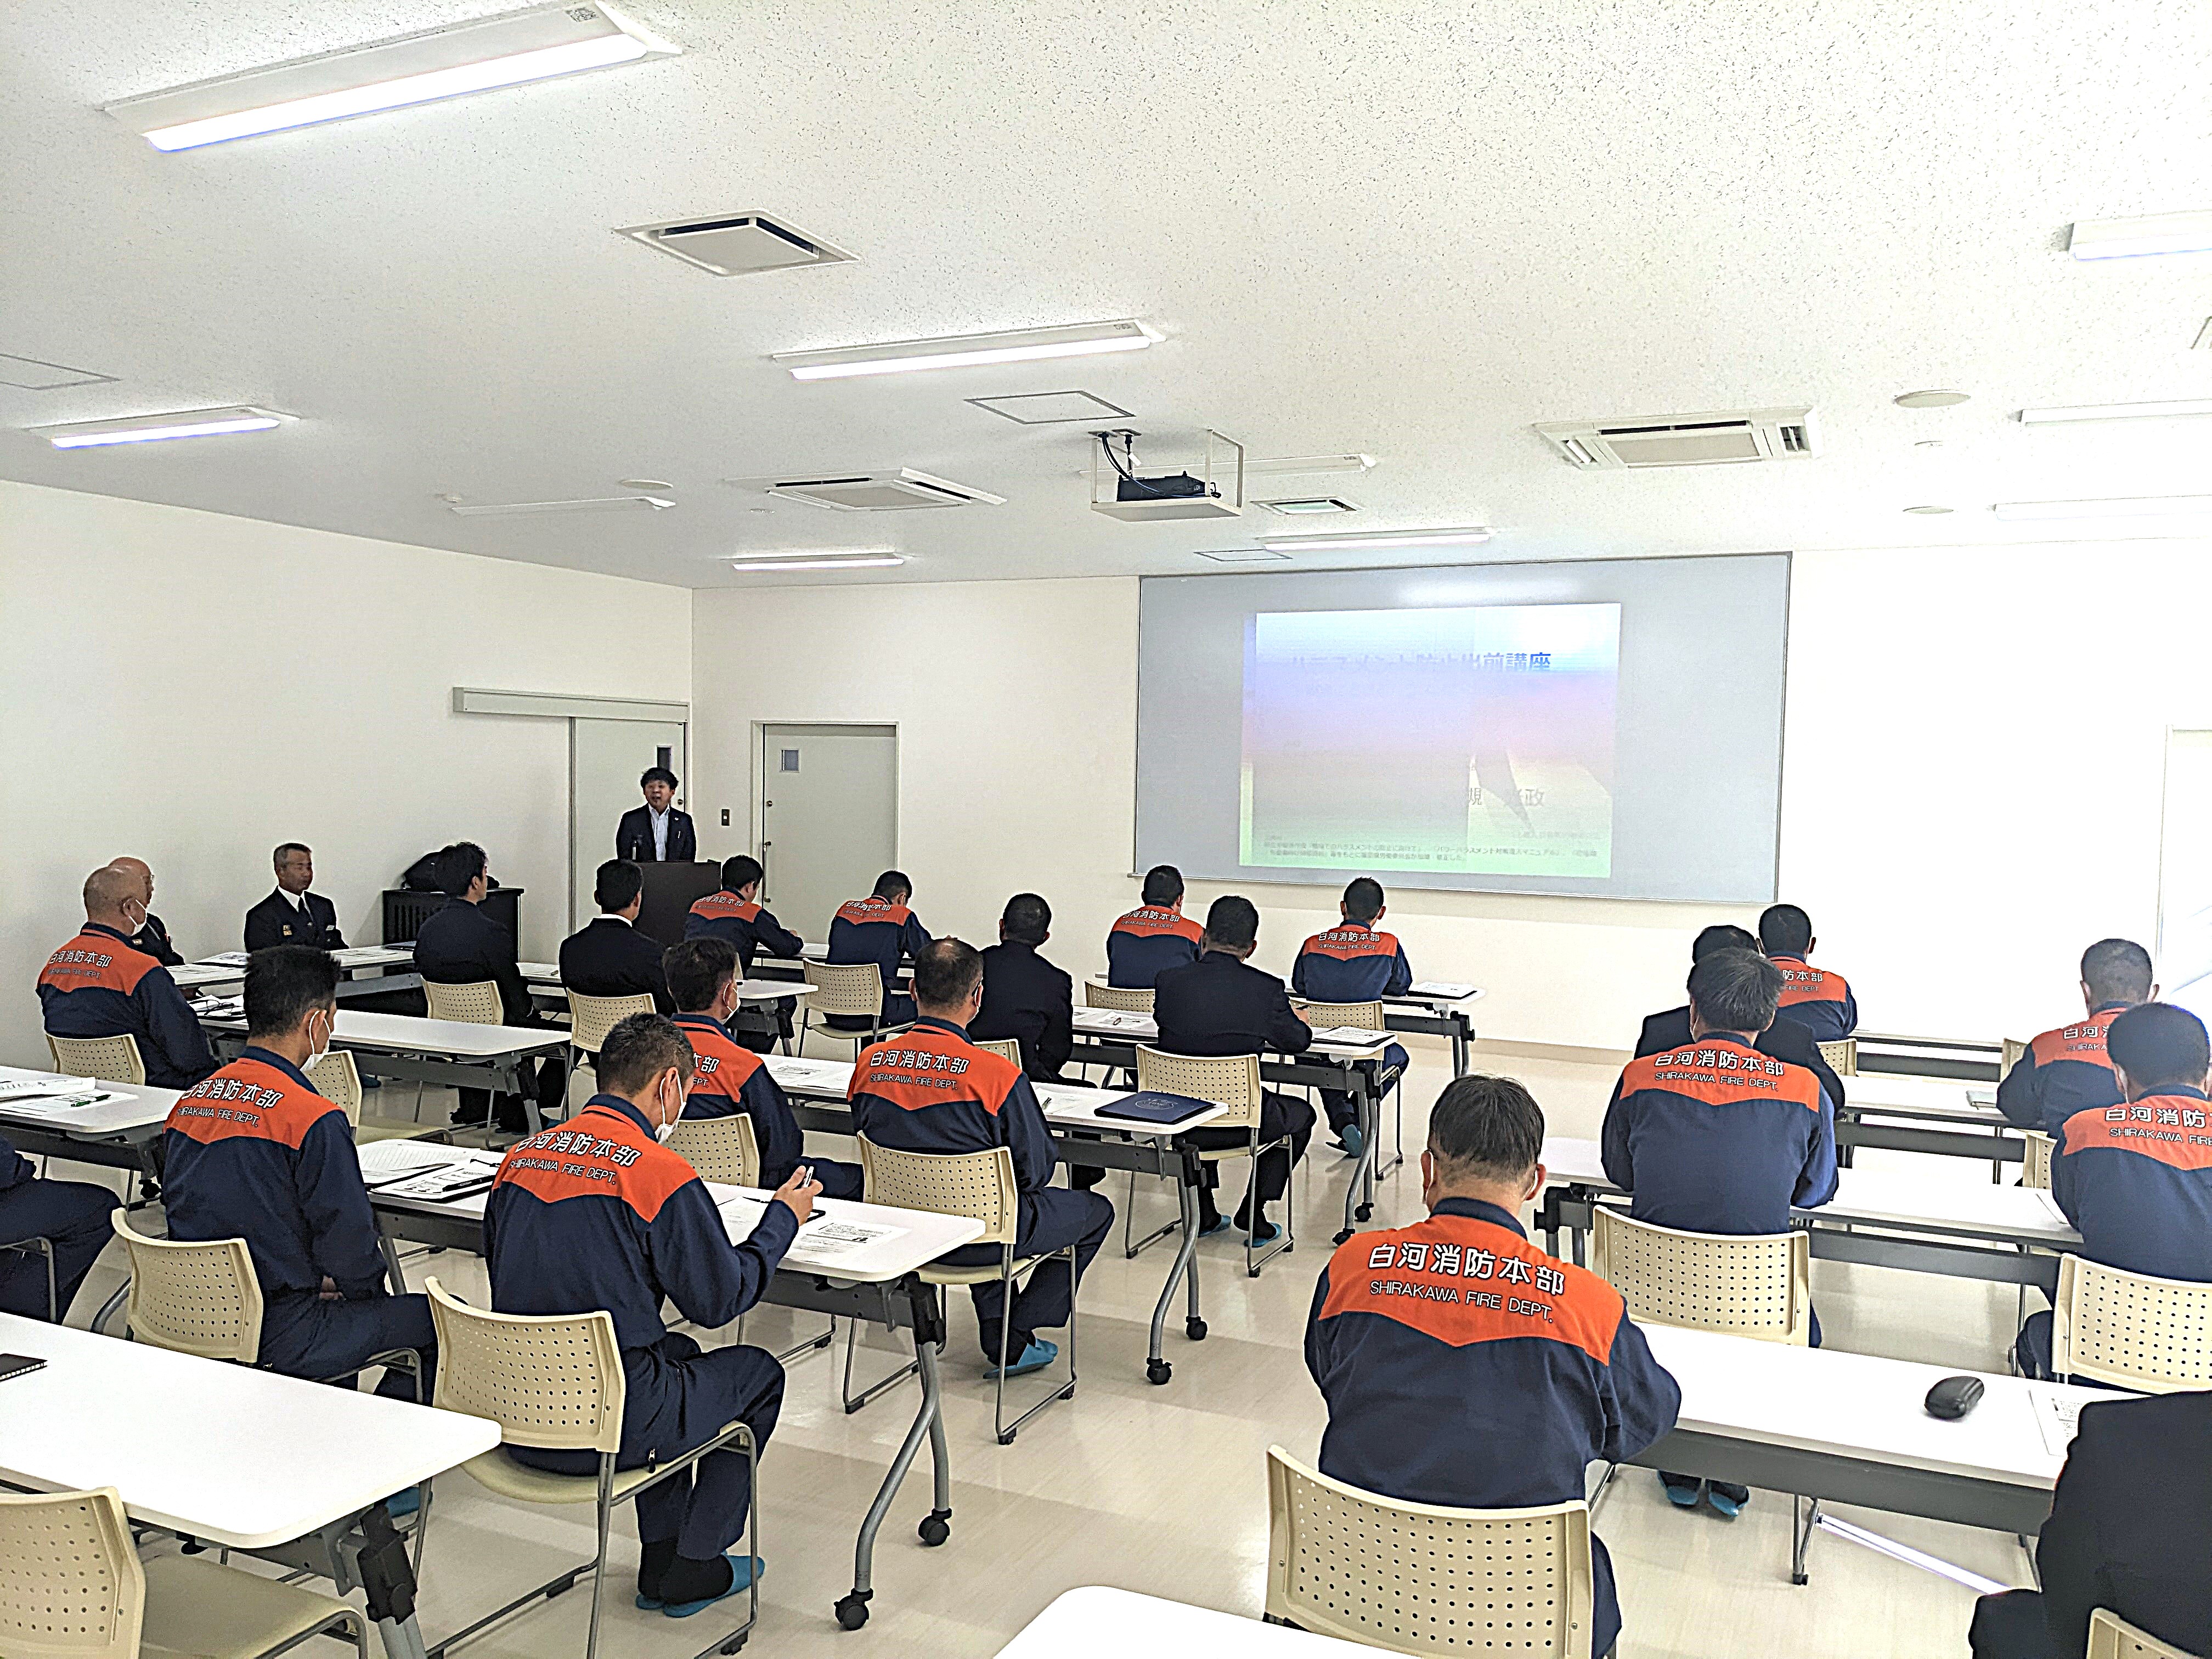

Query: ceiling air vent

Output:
[1533, 407, 1816, 470]
[765, 469, 1005, 511]
[617, 212, 855, 276]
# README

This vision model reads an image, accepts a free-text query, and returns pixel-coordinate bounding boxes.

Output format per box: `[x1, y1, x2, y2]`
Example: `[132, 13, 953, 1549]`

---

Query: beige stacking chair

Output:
[799, 961, 907, 1058]
[2089, 1609, 2208, 1659]
[307, 1048, 439, 1146]
[48, 1032, 146, 1086]
[565, 990, 656, 1085]
[1817, 1038, 1858, 1077]
[2052, 1255, 2212, 1392]
[1137, 1047, 1294, 1277]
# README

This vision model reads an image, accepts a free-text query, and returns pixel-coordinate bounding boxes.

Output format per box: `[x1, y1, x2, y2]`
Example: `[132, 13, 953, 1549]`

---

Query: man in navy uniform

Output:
[665, 938, 861, 1200]
[1153, 896, 1318, 1242]
[1105, 866, 1205, 989]
[1996, 939, 2153, 1136]
[244, 843, 347, 952]
[486, 1014, 817, 1617]
[1291, 877, 1412, 1159]
[825, 871, 930, 1034]
[616, 766, 697, 862]
[973, 893, 1074, 1083]
[2017, 1002, 2212, 1379]
[1308, 1074, 1680, 1659]
[1758, 902, 1858, 1044]
[108, 856, 184, 966]
[413, 842, 565, 1132]
[559, 860, 675, 1014]
[0, 1133, 117, 1322]
[685, 855, 803, 1051]
[1602, 945, 1837, 1515]
[162, 946, 433, 1399]
[849, 939, 1113, 1379]
[1635, 924, 1846, 1113]
[38, 865, 216, 1090]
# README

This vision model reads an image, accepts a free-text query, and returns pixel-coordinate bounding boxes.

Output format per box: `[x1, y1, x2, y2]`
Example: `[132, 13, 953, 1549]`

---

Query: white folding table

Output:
[0, 1065, 179, 1186]
[0, 1310, 497, 1659]
[1836, 1073, 2023, 1176]
[200, 1008, 571, 1126]
[996, 1586, 1375, 1658]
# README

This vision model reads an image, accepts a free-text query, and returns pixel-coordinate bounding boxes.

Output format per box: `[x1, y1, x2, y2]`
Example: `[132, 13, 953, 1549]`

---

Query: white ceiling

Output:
[3, 0, 2210, 589]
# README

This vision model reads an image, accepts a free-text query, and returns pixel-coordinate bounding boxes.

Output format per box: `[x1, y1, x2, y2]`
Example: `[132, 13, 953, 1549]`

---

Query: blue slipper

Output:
[659, 1555, 765, 1618]
[1199, 1214, 1233, 1237]
[1660, 1474, 1703, 1509]
[986, 1338, 1058, 1380]
[1335, 1124, 1365, 1159]
[1238, 1218, 1283, 1245]
[382, 1487, 421, 1520]
[1705, 1483, 1750, 1519]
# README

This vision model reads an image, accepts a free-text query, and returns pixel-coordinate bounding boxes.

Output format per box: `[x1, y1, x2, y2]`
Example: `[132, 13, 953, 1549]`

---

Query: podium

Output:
[636, 862, 720, 949]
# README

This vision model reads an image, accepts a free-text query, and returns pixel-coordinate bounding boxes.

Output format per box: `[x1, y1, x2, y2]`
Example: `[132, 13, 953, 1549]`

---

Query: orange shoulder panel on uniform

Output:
[1620, 1045, 1824, 1113]
[493, 1106, 697, 1222]
[682, 1023, 766, 1092]
[836, 898, 911, 927]
[1112, 907, 1201, 941]
[1302, 926, 1398, 961]
[38, 929, 158, 996]
[2030, 1012, 2120, 1069]
[164, 1057, 339, 1149]
[1774, 960, 1847, 1005]
[2059, 1095, 2212, 1171]
[851, 1026, 1020, 1114]
[1319, 1214, 1622, 1364]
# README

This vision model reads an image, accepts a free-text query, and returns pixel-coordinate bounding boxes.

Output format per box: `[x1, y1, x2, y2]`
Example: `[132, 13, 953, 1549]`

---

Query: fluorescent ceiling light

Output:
[2017, 399, 2212, 424]
[1993, 495, 2212, 522]
[1244, 453, 1375, 477]
[727, 553, 905, 572]
[450, 494, 673, 516]
[105, 4, 678, 152]
[2067, 210, 2212, 261]
[1256, 526, 1492, 552]
[29, 405, 290, 448]
[774, 320, 1159, 381]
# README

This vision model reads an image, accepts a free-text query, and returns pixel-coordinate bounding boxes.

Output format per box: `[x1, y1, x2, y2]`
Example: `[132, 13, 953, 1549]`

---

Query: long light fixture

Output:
[728, 549, 905, 572]
[1256, 526, 1492, 552]
[773, 320, 1159, 382]
[1993, 495, 2212, 522]
[449, 493, 674, 516]
[29, 406, 291, 448]
[2067, 210, 2212, 261]
[2018, 399, 2212, 424]
[105, 4, 678, 152]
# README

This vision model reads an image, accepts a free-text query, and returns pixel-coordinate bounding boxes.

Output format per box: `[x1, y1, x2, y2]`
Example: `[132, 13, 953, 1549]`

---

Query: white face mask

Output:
[304, 1010, 332, 1070]
[655, 1119, 678, 1143]
[652, 1074, 684, 1141]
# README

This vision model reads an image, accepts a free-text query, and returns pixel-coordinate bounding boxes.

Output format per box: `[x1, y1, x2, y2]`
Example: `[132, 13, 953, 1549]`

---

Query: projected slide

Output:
[1239, 602, 1621, 878]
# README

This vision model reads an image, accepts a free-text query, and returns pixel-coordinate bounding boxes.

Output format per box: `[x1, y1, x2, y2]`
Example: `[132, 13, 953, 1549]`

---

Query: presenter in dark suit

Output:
[244, 843, 348, 952]
[1970, 1391, 2212, 1659]
[1634, 924, 1846, 1111]
[616, 768, 697, 863]
[972, 893, 1074, 1083]
[559, 860, 676, 1014]
[414, 842, 566, 1132]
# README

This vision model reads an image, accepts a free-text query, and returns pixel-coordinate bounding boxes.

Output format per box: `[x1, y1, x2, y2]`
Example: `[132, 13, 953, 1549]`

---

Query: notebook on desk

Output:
[1094, 1092, 1214, 1126]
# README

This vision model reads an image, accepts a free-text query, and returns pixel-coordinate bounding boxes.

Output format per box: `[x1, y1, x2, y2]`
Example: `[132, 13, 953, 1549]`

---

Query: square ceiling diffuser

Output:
[966, 390, 1132, 424]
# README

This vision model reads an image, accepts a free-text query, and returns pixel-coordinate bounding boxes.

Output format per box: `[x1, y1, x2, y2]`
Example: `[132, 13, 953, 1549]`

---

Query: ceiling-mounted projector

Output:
[1090, 428, 1246, 521]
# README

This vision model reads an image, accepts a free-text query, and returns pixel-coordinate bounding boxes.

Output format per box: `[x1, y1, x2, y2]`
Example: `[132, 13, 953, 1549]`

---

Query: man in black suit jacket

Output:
[413, 842, 565, 1132]
[1971, 1391, 2212, 1659]
[973, 893, 1074, 1082]
[244, 843, 348, 952]
[559, 860, 675, 1014]
[1635, 924, 1847, 1111]
[1153, 895, 1317, 1240]
[615, 766, 697, 863]
[108, 856, 184, 965]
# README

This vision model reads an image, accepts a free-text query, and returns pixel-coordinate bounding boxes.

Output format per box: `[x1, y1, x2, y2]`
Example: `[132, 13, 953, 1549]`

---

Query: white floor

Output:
[65, 1036, 2027, 1658]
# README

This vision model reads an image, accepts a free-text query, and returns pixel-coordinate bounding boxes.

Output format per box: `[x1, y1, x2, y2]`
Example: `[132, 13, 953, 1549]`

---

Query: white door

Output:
[758, 724, 898, 944]
[572, 718, 688, 930]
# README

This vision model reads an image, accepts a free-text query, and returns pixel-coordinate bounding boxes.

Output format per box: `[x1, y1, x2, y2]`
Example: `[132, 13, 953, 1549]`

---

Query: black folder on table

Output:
[1094, 1091, 1214, 1126]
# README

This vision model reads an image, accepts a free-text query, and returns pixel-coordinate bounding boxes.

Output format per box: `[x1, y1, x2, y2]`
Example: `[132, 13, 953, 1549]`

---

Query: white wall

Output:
[692, 541, 2212, 1052]
[0, 481, 691, 1064]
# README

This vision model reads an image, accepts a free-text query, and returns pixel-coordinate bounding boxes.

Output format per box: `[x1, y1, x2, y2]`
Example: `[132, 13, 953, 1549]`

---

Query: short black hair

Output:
[595, 859, 644, 913]
[1427, 1075, 1545, 1186]
[1688, 947, 1783, 1034]
[597, 1012, 694, 1096]
[245, 945, 339, 1040]
[1202, 895, 1259, 952]
[273, 842, 311, 869]
[1001, 893, 1051, 946]
[1757, 903, 1814, 958]
[912, 937, 983, 1011]
[1691, 924, 1757, 963]
[2081, 938, 2154, 1006]
[664, 937, 738, 1014]
[1141, 865, 1184, 907]
[2107, 1003, 2210, 1093]
[1342, 878, 1385, 924]
[438, 842, 488, 898]
[720, 855, 764, 893]
[640, 766, 678, 790]
[872, 870, 912, 902]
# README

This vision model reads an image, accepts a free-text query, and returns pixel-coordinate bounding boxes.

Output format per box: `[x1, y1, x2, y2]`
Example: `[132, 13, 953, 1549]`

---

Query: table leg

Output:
[1146, 1170, 1204, 1385]
[836, 1318, 947, 1631]
[1336, 1075, 1378, 1244]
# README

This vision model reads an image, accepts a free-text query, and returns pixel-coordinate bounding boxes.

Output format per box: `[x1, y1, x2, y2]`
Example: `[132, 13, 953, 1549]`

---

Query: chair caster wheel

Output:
[835, 1593, 871, 1630]
[1355, 1204, 1373, 1222]
[918, 1511, 951, 1547]
[998, 1429, 1017, 1445]
[1186, 1317, 1207, 1341]
[1791, 1573, 1808, 1587]
[720, 1637, 748, 1655]
[1332, 1228, 1353, 1245]
[1147, 1358, 1172, 1385]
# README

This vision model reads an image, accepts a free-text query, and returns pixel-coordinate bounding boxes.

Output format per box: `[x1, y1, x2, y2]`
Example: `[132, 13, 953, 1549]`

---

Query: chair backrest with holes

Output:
[46, 1033, 145, 1087]
[425, 1277, 625, 1452]
[1136, 1047, 1262, 1132]
[2053, 1254, 2212, 1393]
[0, 1488, 146, 1659]
[422, 978, 504, 1025]
[2001, 1037, 2031, 1081]
[804, 960, 888, 1019]
[2023, 1130, 2056, 1190]
[2087, 1609, 2207, 1659]
[1084, 981, 1154, 1013]
[857, 1138, 1018, 1247]
[1816, 1037, 1858, 1076]
[969, 1036, 1024, 1067]
[305, 1048, 363, 1126]
[1593, 1208, 1810, 1344]
[112, 1214, 263, 1363]
[567, 991, 656, 1056]
[664, 1113, 761, 1186]
[1295, 1000, 1386, 1034]
[1264, 1446, 1593, 1659]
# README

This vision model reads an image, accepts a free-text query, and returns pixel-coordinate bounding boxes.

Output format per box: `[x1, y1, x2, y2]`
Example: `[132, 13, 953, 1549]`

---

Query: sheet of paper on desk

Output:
[1080, 1011, 1152, 1031]
[2034, 1389, 2087, 1459]
[1966, 1087, 1997, 1108]
[199, 951, 254, 967]
[715, 1194, 907, 1259]
[1307, 1026, 1384, 1045]
[0, 1076, 98, 1102]
[1409, 981, 1479, 999]
[773, 1059, 854, 1088]
[377, 1159, 502, 1201]
[357, 1142, 481, 1184]
[2031, 1189, 2072, 1227]
[0, 1090, 127, 1118]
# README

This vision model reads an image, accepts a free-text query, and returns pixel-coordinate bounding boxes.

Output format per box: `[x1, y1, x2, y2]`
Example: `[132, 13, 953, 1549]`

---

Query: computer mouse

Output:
[1924, 1375, 1985, 1420]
